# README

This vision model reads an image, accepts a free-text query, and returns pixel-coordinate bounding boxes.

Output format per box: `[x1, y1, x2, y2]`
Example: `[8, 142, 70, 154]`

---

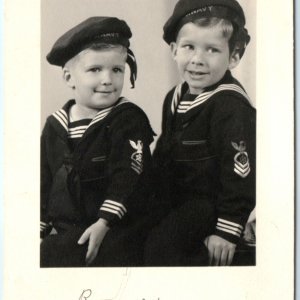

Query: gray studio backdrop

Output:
[41, 0, 256, 147]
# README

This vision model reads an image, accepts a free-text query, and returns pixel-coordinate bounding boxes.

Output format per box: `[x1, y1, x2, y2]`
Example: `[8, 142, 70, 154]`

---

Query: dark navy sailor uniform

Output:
[40, 98, 155, 266]
[145, 71, 255, 266]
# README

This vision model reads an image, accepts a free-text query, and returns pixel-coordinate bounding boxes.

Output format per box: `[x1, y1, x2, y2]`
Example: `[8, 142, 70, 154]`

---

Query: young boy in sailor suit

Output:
[144, 0, 256, 266]
[40, 17, 155, 267]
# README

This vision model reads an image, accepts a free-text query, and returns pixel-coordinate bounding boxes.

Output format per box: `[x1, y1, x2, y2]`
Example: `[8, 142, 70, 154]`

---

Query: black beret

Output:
[47, 16, 132, 66]
[47, 16, 138, 88]
[163, 0, 248, 44]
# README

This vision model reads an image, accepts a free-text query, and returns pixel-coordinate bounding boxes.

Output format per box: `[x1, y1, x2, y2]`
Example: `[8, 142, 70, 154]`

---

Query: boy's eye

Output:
[182, 44, 194, 50]
[113, 67, 124, 73]
[89, 67, 101, 72]
[207, 47, 220, 53]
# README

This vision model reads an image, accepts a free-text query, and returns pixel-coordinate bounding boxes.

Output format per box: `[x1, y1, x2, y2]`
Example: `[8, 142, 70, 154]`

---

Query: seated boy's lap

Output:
[41, 216, 153, 267]
[144, 198, 215, 266]
[151, 198, 215, 240]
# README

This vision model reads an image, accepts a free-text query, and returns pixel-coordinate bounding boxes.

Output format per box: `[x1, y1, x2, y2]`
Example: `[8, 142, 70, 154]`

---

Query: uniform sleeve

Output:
[40, 122, 53, 238]
[97, 109, 154, 225]
[210, 95, 256, 244]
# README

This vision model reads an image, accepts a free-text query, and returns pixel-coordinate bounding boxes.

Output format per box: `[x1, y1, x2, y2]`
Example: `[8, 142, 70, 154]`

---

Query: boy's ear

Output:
[170, 42, 178, 59]
[62, 67, 75, 89]
[228, 50, 241, 70]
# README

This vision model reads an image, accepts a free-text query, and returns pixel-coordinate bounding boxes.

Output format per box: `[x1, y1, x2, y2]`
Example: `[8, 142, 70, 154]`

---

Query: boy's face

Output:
[64, 46, 127, 110]
[171, 22, 240, 94]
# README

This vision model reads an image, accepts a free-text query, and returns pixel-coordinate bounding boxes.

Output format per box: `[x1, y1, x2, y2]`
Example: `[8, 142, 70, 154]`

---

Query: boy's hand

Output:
[78, 218, 110, 266]
[204, 235, 236, 266]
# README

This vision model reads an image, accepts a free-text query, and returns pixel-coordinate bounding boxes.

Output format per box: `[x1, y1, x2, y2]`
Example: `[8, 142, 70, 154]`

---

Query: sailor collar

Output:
[50, 97, 129, 134]
[171, 72, 250, 115]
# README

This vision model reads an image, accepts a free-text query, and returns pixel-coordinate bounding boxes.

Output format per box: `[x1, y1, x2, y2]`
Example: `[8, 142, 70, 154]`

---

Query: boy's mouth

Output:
[188, 70, 208, 76]
[94, 89, 115, 94]
[187, 70, 209, 80]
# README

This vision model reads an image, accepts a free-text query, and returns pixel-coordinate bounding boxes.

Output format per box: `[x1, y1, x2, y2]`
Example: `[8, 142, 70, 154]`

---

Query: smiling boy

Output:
[172, 21, 239, 94]
[40, 17, 155, 267]
[145, 0, 256, 266]
[64, 45, 127, 115]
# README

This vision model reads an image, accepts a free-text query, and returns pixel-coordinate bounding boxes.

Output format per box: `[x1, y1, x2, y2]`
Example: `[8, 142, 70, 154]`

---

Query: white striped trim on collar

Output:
[171, 84, 184, 114]
[87, 98, 129, 129]
[52, 98, 129, 133]
[68, 125, 89, 139]
[171, 83, 250, 114]
[52, 109, 68, 131]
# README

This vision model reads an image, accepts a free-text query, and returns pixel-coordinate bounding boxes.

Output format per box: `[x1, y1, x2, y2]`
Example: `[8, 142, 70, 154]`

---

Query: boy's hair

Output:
[163, 0, 250, 58]
[190, 17, 244, 55]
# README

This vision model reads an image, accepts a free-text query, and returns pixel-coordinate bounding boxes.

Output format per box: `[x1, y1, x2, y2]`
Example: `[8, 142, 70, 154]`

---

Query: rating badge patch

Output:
[231, 141, 250, 178]
[129, 140, 143, 175]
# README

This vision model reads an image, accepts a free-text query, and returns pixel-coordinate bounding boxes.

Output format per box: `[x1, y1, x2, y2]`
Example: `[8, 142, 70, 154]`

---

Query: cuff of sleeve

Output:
[98, 200, 127, 226]
[215, 218, 243, 244]
[40, 221, 52, 239]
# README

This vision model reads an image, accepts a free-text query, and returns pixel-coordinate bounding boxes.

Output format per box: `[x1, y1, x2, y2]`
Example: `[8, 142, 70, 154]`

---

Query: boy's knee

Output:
[40, 235, 60, 267]
[40, 229, 86, 267]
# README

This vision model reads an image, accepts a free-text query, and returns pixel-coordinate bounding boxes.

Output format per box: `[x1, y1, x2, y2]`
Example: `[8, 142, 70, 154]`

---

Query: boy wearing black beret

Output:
[40, 17, 155, 267]
[145, 0, 255, 266]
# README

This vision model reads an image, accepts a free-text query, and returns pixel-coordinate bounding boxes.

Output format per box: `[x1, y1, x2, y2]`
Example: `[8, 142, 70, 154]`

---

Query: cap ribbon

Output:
[126, 48, 137, 89]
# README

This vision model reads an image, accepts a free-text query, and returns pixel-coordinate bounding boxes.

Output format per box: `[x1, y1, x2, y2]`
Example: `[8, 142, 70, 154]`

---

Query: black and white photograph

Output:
[3, 0, 294, 299]
[40, 0, 256, 268]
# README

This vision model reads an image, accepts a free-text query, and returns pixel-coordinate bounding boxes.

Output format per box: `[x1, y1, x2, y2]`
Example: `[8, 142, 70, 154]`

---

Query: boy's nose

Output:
[191, 50, 205, 65]
[100, 71, 112, 85]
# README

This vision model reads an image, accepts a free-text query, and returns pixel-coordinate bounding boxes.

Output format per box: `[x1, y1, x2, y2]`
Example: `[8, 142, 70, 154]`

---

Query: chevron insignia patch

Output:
[129, 140, 143, 175]
[231, 141, 250, 178]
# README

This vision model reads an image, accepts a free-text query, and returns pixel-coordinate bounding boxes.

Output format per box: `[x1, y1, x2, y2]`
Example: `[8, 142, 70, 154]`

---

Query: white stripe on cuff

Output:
[217, 218, 243, 230]
[216, 223, 242, 235]
[216, 226, 241, 237]
[100, 207, 122, 219]
[101, 203, 125, 216]
[104, 200, 127, 213]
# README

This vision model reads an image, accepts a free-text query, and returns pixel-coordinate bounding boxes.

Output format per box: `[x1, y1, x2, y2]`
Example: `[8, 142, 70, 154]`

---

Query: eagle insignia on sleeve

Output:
[231, 141, 250, 178]
[129, 140, 143, 175]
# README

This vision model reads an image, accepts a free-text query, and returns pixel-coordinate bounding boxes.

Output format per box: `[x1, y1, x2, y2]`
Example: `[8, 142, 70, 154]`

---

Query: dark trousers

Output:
[40, 216, 154, 267]
[144, 198, 216, 266]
